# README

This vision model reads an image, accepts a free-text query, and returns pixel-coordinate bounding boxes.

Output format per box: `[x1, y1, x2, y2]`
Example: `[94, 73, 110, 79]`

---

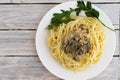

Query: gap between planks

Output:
[0, 55, 119, 57]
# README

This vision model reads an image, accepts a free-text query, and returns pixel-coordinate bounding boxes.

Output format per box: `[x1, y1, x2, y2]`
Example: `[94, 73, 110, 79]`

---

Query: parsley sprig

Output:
[46, 8, 74, 30]
[75, 1, 115, 32]
[46, 0, 115, 32]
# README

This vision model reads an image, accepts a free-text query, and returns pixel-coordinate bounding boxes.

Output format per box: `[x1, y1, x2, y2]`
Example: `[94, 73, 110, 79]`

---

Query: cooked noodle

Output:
[48, 17, 105, 71]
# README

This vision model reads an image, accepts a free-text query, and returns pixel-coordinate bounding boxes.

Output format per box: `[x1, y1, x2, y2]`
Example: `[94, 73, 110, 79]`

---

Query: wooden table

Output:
[0, 0, 119, 80]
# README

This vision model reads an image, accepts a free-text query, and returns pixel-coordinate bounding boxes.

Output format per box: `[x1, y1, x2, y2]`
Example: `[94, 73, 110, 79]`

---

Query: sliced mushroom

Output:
[61, 24, 91, 61]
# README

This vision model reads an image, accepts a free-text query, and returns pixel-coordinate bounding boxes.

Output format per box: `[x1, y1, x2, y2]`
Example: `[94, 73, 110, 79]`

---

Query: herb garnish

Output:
[75, 1, 115, 32]
[46, 0, 115, 32]
[46, 8, 74, 30]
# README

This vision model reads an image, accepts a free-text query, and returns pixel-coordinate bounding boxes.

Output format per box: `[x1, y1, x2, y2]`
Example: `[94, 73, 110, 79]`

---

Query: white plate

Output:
[36, 1, 116, 80]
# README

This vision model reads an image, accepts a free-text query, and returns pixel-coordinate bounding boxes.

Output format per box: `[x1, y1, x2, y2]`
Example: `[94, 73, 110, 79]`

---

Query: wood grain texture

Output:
[0, 57, 60, 80]
[0, 4, 119, 29]
[0, 31, 36, 56]
[11, 0, 120, 3]
[0, 57, 118, 80]
[0, 30, 119, 56]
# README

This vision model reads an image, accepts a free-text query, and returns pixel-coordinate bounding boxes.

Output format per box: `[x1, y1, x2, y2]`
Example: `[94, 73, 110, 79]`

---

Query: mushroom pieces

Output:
[61, 24, 91, 61]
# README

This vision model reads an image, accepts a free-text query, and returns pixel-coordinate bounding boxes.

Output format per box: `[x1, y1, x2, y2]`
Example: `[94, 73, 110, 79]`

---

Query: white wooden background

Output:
[0, 0, 119, 80]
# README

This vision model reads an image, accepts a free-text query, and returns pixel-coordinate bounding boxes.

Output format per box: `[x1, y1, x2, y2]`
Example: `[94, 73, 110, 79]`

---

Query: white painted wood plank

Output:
[0, 4, 119, 29]
[0, 30, 119, 56]
[94, 4, 120, 25]
[11, 0, 120, 3]
[0, 57, 118, 80]
[0, 0, 11, 3]
[0, 57, 60, 80]
[0, 31, 37, 56]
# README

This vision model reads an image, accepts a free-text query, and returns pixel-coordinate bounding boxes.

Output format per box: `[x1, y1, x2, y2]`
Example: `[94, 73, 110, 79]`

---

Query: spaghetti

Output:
[48, 17, 105, 71]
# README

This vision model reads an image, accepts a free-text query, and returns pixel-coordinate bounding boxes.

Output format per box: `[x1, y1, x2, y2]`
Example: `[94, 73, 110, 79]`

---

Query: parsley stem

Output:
[97, 18, 115, 32]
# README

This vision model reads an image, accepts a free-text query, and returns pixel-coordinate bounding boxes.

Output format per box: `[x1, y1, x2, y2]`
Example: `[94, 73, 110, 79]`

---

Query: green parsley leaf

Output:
[46, 8, 74, 30]
[77, 0, 86, 10]
[85, 9, 99, 18]
[75, 0, 86, 16]
[75, 8, 81, 16]
[86, 1, 92, 10]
